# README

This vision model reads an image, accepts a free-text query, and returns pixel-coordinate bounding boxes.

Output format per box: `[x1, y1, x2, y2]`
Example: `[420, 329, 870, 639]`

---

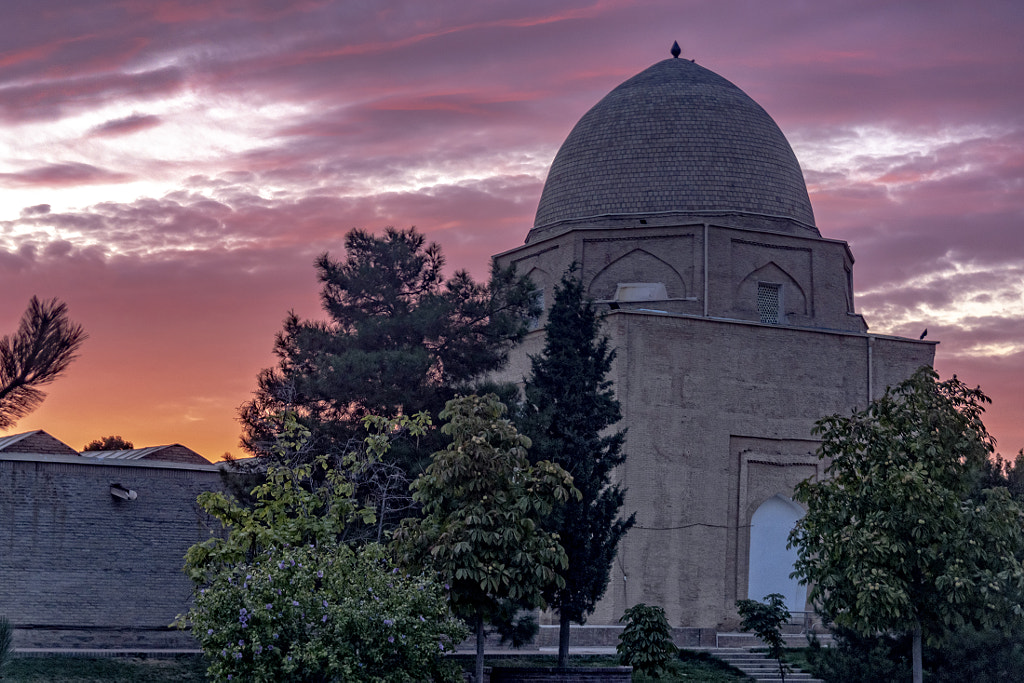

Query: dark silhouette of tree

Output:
[0, 297, 87, 429]
[83, 435, 134, 451]
[518, 266, 635, 667]
[980, 448, 1024, 503]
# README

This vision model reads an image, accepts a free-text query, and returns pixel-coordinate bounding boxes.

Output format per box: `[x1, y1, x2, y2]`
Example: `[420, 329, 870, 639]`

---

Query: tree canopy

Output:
[83, 435, 134, 451]
[392, 394, 578, 683]
[239, 227, 537, 478]
[181, 411, 465, 682]
[517, 266, 634, 666]
[790, 367, 1024, 683]
[0, 297, 87, 429]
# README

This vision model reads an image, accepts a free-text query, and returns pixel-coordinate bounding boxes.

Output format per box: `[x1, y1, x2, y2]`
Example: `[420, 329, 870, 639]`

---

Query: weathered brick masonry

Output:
[0, 452, 222, 648]
[490, 51, 935, 631]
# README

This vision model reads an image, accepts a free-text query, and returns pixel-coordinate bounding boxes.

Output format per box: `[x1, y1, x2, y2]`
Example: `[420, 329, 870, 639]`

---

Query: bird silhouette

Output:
[919, 329, 928, 340]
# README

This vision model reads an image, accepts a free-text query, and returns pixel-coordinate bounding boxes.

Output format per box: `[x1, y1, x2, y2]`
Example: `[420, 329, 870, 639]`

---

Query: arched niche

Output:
[525, 266, 550, 328]
[588, 249, 685, 301]
[736, 262, 807, 320]
[526, 266, 550, 291]
[747, 494, 806, 612]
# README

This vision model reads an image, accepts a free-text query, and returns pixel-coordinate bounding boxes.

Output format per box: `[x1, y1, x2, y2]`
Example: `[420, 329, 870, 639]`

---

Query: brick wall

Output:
[0, 455, 223, 648]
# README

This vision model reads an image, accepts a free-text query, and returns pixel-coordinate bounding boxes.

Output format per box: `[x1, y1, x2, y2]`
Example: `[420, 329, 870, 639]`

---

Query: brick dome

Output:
[530, 56, 816, 240]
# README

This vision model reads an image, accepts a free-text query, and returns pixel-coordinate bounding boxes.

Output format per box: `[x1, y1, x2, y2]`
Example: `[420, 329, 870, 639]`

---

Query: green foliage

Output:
[736, 593, 790, 681]
[184, 412, 428, 583]
[392, 393, 578, 680]
[980, 448, 1024, 503]
[616, 604, 678, 677]
[181, 543, 466, 683]
[929, 625, 1024, 682]
[0, 296, 87, 429]
[805, 624, 1024, 683]
[790, 367, 1024, 681]
[239, 227, 538, 481]
[0, 614, 12, 675]
[518, 265, 634, 665]
[82, 435, 134, 451]
[181, 413, 464, 682]
[804, 627, 912, 683]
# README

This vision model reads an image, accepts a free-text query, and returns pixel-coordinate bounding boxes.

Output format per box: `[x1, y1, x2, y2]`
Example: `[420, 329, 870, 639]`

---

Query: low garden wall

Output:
[488, 666, 633, 683]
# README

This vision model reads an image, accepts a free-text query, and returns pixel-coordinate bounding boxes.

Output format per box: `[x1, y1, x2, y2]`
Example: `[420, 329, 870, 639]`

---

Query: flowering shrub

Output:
[184, 542, 466, 682]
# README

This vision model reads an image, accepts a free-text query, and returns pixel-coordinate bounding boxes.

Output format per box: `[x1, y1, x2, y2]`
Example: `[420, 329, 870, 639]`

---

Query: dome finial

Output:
[670, 41, 681, 58]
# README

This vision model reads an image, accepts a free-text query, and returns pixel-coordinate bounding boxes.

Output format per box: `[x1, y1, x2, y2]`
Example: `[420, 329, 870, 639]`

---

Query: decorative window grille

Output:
[757, 283, 781, 324]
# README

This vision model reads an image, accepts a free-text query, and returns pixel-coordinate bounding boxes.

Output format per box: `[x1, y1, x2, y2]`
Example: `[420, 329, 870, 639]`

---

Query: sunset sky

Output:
[1, 0, 1021, 461]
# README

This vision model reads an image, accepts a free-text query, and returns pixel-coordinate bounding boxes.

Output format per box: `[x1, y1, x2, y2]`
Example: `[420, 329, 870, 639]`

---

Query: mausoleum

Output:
[491, 46, 934, 636]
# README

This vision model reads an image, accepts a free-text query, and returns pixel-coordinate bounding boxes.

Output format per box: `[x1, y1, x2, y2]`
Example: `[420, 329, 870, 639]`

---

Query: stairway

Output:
[706, 648, 824, 683]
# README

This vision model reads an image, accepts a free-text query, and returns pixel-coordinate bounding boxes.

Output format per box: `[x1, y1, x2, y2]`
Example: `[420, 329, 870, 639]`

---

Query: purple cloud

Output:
[0, 162, 133, 187]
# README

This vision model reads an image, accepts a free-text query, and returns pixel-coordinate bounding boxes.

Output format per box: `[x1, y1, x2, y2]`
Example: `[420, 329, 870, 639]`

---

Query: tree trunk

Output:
[475, 614, 486, 683]
[558, 611, 572, 668]
[912, 623, 923, 683]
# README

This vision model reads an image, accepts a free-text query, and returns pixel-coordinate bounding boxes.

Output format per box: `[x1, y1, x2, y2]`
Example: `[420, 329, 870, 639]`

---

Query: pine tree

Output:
[238, 227, 537, 527]
[519, 266, 635, 667]
[0, 297, 87, 429]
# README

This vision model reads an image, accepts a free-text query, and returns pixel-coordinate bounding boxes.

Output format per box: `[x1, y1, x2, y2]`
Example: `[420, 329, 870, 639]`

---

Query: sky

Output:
[1, 0, 1021, 461]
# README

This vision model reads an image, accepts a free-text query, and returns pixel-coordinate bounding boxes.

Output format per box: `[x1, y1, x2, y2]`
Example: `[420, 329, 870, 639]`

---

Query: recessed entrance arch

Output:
[747, 495, 806, 612]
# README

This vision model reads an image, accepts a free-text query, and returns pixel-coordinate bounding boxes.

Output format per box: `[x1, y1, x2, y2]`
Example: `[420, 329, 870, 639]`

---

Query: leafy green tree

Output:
[616, 604, 678, 677]
[736, 593, 791, 682]
[82, 435, 134, 451]
[185, 412, 427, 582]
[181, 412, 465, 682]
[392, 394, 578, 683]
[0, 296, 87, 429]
[790, 367, 1024, 683]
[518, 266, 634, 666]
[239, 227, 537, 486]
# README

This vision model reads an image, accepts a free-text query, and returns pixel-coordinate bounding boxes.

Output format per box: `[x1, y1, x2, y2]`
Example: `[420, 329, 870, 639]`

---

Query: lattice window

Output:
[757, 282, 781, 324]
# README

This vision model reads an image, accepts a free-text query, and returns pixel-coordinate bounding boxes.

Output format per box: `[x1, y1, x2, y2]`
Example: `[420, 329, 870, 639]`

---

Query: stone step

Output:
[702, 648, 823, 683]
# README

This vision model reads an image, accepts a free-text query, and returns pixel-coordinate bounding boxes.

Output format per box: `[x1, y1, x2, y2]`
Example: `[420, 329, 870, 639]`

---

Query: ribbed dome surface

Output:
[532, 57, 815, 236]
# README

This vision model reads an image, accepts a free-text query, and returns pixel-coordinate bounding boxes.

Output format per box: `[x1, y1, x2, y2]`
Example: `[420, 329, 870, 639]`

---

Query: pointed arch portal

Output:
[747, 495, 807, 612]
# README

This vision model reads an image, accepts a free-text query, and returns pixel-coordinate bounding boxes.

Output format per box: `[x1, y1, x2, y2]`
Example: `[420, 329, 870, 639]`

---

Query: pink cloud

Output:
[0, 162, 133, 187]
[0, 67, 184, 123]
[90, 112, 162, 136]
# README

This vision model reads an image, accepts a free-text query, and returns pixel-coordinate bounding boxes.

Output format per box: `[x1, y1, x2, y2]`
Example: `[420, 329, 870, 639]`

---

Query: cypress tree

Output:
[520, 265, 635, 667]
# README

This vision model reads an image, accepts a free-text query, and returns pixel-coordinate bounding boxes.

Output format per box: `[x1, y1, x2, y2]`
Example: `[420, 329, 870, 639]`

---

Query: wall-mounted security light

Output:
[110, 483, 138, 501]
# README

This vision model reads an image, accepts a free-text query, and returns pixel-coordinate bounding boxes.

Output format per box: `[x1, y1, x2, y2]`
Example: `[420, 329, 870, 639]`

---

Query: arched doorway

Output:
[747, 495, 806, 612]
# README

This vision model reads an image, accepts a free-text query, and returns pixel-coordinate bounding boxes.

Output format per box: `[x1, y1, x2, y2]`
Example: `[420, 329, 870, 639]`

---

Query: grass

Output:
[480, 652, 751, 682]
[0, 651, 752, 682]
[0, 655, 208, 682]
[781, 646, 814, 672]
